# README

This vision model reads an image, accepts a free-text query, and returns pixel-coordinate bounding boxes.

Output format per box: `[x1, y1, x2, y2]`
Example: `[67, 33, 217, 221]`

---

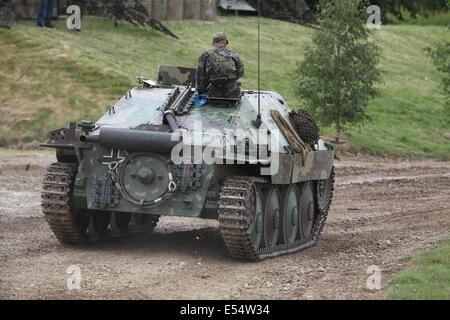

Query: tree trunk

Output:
[166, 0, 184, 20]
[335, 44, 342, 145]
[152, 0, 167, 20]
[200, 0, 215, 21]
[184, 0, 201, 20]
[335, 120, 341, 144]
[141, 0, 153, 18]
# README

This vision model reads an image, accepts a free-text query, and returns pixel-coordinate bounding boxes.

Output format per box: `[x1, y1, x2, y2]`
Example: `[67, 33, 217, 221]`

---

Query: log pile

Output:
[73, 0, 180, 38]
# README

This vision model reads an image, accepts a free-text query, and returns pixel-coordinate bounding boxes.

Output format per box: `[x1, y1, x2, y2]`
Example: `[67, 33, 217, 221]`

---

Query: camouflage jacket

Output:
[196, 44, 244, 99]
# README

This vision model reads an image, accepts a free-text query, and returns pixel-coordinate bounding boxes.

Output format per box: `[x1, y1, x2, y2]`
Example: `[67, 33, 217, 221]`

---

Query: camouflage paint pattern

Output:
[157, 65, 197, 86]
[291, 151, 334, 183]
[271, 153, 294, 185]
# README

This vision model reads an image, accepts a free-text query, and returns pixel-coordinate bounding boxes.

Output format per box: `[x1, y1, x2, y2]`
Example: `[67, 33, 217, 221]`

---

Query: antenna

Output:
[252, 0, 263, 128]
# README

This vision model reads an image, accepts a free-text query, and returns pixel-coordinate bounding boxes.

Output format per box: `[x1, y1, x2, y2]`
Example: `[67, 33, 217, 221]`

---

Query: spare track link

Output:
[41, 162, 159, 245]
[218, 175, 334, 261]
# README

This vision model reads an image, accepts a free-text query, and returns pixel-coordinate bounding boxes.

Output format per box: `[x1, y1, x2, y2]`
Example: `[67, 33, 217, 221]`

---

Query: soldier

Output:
[196, 32, 244, 99]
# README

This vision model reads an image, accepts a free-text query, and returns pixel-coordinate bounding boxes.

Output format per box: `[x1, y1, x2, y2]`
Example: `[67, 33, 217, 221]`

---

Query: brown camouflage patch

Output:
[158, 65, 196, 86]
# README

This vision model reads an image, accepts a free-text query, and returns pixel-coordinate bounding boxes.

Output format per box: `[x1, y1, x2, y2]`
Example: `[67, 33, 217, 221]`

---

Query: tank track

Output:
[218, 174, 334, 261]
[315, 167, 335, 239]
[41, 162, 159, 245]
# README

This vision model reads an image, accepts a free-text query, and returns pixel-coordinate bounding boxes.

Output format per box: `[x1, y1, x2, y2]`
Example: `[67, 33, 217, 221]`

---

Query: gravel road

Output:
[0, 152, 449, 299]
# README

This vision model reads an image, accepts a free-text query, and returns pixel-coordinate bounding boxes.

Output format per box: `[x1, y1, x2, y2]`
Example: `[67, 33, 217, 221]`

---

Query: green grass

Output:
[412, 11, 450, 26]
[0, 17, 449, 157]
[387, 10, 450, 26]
[388, 239, 450, 300]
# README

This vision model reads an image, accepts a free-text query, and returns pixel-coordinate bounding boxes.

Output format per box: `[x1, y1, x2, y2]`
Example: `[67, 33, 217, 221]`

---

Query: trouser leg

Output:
[37, 0, 47, 26]
[45, 0, 54, 26]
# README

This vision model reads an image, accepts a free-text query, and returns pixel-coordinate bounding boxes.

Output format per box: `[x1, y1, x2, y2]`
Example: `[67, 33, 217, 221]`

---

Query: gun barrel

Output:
[81, 128, 181, 154]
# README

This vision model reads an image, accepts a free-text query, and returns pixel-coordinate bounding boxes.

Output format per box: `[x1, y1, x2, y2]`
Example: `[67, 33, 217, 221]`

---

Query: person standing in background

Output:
[37, 0, 54, 28]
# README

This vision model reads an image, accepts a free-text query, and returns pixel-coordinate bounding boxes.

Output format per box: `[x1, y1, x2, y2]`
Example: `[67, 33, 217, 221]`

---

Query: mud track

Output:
[0, 152, 449, 299]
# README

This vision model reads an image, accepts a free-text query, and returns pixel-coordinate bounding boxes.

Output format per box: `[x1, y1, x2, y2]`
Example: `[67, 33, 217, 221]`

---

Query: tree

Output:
[296, 0, 383, 143]
[427, 31, 450, 123]
[371, 0, 448, 21]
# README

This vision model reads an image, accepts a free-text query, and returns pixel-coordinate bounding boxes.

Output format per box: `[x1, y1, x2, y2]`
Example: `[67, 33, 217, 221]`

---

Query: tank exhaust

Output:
[81, 128, 182, 154]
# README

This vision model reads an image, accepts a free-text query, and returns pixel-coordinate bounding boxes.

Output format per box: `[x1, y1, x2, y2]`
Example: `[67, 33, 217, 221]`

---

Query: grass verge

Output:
[388, 239, 450, 300]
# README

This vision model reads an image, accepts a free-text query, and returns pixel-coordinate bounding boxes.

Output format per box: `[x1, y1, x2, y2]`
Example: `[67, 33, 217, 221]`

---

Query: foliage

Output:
[427, 31, 450, 123]
[256, 0, 449, 24]
[296, 0, 383, 142]
[371, 0, 449, 21]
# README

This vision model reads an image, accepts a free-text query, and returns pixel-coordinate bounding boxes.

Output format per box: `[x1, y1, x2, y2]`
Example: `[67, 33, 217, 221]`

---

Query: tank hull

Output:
[40, 67, 335, 260]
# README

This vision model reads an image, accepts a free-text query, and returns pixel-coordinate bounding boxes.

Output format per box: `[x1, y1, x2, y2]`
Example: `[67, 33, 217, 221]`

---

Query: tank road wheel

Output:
[280, 185, 300, 245]
[250, 187, 264, 250]
[218, 177, 334, 261]
[263, 187, 281, 249]
[298, 182, 316, 241]
[41, 163, 88, 245]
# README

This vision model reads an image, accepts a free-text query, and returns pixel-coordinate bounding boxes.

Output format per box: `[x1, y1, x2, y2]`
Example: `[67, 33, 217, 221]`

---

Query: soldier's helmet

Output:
[213, 32, 229, 45]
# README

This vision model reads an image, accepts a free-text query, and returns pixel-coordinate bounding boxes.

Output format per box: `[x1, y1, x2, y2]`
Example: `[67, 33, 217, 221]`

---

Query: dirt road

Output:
[0, 152, 449, 300]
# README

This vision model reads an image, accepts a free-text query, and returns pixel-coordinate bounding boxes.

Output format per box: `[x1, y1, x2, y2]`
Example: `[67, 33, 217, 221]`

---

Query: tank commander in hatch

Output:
[196, 32, 244, 99]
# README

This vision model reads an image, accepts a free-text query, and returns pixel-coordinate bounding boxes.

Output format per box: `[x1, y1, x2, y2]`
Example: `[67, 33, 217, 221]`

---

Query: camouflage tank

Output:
[41, 65, 335, 261]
